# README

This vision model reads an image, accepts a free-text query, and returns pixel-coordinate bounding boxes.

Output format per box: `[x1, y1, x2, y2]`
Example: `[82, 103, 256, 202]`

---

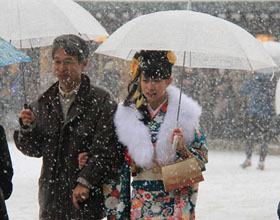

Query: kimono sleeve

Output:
[187, 127, 208, 171]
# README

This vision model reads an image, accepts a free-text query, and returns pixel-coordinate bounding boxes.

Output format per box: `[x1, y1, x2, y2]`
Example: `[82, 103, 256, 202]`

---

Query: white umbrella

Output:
[0, 0, 108, 49]
[95, 10, 278, 146]
[0, 0, 108, 103]
[96, 10, 279, 150]
[95, 10, 276, 71]
[262, 41, 280, 115]
[256, 41, 280, 74]
[262, 41, 280, 66]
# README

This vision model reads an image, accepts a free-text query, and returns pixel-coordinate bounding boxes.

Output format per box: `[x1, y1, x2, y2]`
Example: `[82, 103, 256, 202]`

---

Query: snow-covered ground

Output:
[5, 141, 280, 220]
[196, 150, 280, 220]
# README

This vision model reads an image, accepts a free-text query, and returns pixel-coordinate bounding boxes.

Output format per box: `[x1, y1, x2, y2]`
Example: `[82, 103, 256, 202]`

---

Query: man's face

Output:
[52, 48, 88, 91]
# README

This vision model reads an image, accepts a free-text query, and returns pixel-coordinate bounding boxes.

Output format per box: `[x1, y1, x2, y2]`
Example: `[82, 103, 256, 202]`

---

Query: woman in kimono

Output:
[105, 50, 208, 220]
[80, 50, 208, 219]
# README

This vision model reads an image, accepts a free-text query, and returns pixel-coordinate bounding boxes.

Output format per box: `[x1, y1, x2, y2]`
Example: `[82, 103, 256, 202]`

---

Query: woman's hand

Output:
[78, 152, 88, 169]
[171, 128, 185, 151]
[171, 128, 191, 158]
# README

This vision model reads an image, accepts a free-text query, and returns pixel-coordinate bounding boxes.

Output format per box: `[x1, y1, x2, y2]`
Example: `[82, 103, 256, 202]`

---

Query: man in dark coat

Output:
[0, 125, 13, 220]
[13, 34, 124, 220]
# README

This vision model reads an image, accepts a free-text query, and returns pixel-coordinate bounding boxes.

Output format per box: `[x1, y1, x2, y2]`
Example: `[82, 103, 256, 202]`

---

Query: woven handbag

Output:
[161, 139, 204, 192]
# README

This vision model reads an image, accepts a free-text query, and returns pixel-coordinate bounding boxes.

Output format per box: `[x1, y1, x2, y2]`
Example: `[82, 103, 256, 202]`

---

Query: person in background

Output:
[240, 72, 276, 170]
[0, 125, 13, 220]
[13, 34, 124, 220]
[212, 73, 237, 139]
[99, 58, 121, 97]
[79, 50, 208, 219]
[277, 201, 280, 219]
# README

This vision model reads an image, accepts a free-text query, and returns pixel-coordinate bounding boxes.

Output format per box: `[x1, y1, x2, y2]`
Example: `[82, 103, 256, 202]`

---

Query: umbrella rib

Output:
[29, 39, 33, 50]
[226, 23, 254, 71]
[126, 50, 134, 61]
[246, 56, 254, 72]
[189, 51, 192, 68]
[53, 0, 108, 41]
[113, 15, 149, 59]
[79, 32, 88, 40]
[16, 0, 24, 48]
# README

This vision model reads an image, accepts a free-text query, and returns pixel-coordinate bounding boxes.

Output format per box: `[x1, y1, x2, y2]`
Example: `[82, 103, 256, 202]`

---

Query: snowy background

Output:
[5, 141, 280, 220]
[1, 0, 280, 219]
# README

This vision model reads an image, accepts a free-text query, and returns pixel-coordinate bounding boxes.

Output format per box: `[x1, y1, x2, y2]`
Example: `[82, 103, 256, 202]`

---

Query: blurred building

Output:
[76, 0, 280, 40]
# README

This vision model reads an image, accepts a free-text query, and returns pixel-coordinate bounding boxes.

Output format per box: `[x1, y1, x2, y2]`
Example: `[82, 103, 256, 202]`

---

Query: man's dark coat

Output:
[14, 74, 124, 220]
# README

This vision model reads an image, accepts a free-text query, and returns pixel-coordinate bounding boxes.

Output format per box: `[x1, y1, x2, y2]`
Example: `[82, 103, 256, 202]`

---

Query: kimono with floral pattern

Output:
[104, 85, 208, 220]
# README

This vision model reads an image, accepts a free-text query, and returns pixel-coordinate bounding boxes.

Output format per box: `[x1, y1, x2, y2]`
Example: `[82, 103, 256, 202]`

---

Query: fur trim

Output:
[114, 85, 201, 168]
[114, 104, 154, 168]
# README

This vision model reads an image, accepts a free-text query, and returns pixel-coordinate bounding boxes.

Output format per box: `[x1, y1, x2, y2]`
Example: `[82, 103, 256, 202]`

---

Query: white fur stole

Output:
[114, 85, 201, 168]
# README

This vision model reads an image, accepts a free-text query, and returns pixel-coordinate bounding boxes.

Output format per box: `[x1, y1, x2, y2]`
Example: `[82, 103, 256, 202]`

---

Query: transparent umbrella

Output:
[95, 10, 276, 71]
[95, 10, 277, 130]
[262, 41, 280, 66]
[0, 0, 108, 49]
[0, 0, 108, 103]
[262, 41, 280, 114]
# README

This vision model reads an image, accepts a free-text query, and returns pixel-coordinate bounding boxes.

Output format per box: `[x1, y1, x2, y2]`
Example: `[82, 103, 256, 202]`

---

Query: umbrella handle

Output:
[19, 104, 31, 129]
[164, 135, 178, 165]
[172, 135, 178, 151]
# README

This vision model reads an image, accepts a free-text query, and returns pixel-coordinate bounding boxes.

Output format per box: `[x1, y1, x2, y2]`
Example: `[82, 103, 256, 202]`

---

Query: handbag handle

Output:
[163, 129, 205, 169]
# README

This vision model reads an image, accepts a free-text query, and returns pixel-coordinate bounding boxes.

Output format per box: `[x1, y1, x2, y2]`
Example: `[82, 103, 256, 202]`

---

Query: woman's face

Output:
[140, 73, 173, 107]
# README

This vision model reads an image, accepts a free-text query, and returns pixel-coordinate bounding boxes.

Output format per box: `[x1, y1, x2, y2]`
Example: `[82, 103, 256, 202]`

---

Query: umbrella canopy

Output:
[256, 41, 280, 74]
[264, 41, 280, 114]
[262, 41, 280, 66]
[95, 10, 277, 71]
[0, 37, 31, 66]
[0, 0, 108, 49]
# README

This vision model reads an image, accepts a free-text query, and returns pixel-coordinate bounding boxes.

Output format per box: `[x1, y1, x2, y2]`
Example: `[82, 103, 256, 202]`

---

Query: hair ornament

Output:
[167, 51, 177, 64]
[131, 58, 139, 80]
[132, 89, 141, 100]
[136, 95, 145, 109]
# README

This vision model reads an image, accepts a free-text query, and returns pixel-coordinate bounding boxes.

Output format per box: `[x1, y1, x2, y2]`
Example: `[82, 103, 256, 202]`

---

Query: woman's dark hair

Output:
[123, 78, 150, 125]
[123, 50, 175, 125]
[51, 34, 89, 64]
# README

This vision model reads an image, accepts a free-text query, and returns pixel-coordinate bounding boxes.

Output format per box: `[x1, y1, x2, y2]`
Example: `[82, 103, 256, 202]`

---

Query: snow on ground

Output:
[6, 142, 40, 220]
[196, 150, 280, 220]
[5, 141, 280, 220]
